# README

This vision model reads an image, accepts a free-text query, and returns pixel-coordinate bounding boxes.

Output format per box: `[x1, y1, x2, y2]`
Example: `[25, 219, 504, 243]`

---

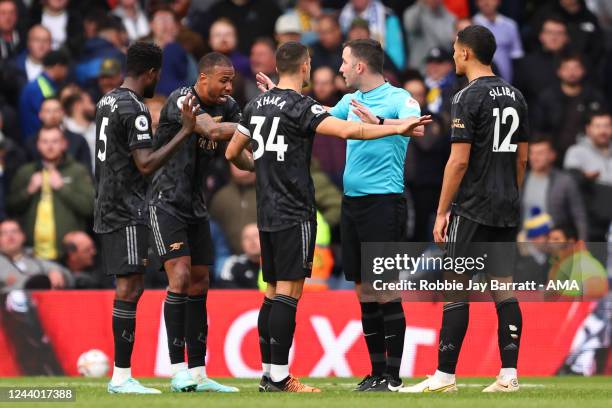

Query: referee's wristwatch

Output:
[376, 115, 385, 125]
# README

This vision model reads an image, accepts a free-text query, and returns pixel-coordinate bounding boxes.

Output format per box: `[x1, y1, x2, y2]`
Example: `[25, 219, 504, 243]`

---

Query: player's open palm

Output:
[397, 115, 432, 137]
[180, 93, 199, 133]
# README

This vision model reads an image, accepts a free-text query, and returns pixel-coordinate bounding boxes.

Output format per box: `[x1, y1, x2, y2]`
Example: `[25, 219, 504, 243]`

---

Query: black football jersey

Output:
[94, 87, 153, 234]
[450, 76, 529, 227]
[238, 88, 330, 231]
[150, 86, 242, 223]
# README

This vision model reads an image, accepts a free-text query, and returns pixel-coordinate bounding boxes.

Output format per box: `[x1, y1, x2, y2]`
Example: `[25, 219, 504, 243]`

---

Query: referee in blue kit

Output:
[329, 39, 422, 392]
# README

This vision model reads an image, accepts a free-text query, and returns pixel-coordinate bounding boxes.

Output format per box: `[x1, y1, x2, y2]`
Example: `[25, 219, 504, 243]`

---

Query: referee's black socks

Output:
[381, 300, 405, 380]
[164, 291, 187, 365]
[269, 294, 298, 383]
[496, 297, 522, 369]
[359, 302, 386, 376]
[437, 302, 469, 374]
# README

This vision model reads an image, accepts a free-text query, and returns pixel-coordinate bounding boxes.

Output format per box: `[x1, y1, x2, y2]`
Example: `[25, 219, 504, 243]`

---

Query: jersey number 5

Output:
[250, 116, 288, 161]
[97, 117, 108, 162]
[492, 107, 518, 153]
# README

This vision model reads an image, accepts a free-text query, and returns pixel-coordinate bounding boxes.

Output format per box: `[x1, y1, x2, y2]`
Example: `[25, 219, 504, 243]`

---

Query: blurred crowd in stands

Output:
[0, 0, 611, 292]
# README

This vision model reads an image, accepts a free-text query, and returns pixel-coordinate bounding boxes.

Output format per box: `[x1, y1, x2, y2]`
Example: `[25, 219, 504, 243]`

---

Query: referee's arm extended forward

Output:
[350, 100, 426, 137]
[316, 115, 431, 140]
[225, 130, 255, 172]
[433, 143, 471, 243]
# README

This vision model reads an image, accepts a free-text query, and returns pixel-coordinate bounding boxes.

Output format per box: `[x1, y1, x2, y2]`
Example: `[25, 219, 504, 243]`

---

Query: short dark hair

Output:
[275, 41, 309, 74]
[558, 51, 584, 68]
[37, 126, 65, 140]
[586, 110, 611, 125]
[552, 224, 578, 241]
[456, 25, 497, 66]
[62, 92, 82, 116]
[541, 15, 567, 32]
[530, 135, 555, 149]
[198, 52, 233, 74]
[126, 41, 162, 76]
[344, 39, 384, 74]
[42, 50, 70, 67]
[252, 36, 277, 53]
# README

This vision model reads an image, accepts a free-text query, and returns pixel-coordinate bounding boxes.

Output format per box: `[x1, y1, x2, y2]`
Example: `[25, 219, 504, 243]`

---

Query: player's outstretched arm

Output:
[350, 100, 426, 137]
[516, 142, 528, 190]
[133, 94, 199, 176]
[225, 129, 255, 172]
[433, 143, 471, 243]
[315, 115, 431, 140]
[195, 113, 237, 141]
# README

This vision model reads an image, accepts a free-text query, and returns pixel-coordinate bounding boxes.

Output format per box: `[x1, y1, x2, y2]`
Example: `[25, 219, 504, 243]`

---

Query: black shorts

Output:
[341, 194, 407, 282]
[148, 206, 214, 266]
[445, 213, 518, 277]
[260, 220, 316, 283]
[99, 225, 149, 276]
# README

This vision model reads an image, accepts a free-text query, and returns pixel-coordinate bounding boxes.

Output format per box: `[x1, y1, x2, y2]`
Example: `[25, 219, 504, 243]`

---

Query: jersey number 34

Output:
[250, 116, 288, 161]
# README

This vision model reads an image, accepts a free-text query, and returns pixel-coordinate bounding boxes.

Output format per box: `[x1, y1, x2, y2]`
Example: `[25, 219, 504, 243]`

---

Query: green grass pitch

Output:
[0, 377, 610, 408]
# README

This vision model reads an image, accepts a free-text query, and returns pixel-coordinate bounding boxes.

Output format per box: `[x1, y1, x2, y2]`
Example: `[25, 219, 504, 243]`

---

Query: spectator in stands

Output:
[312, 161, 342, 228]
[210, 163, 257, 255]
[75, 16, 125, 87]
[310, 14, 344, 72]
[275, 13, 302, 46]
[522, 137, 588, 241]
[18, 49, 69, 139]
[243, 37, 277, 102]
[339, 0, 405, 70]
[111, 0, 150, 43]
[208, 18, 250, 77]
[8, 126, 94, 261]
[403, 76, 449, 242]
[30, 0, 84, 55]
[217, 223, 260, 289]
[62, 230, 108, 289]
[403, 0, 456, 73]
[473, 0, 524, 82]
[564, 112, 612, 241]
[209, 0, 282, 55]
[11, 25, 52, 88]
[0, 0, 23, 60]
[530, 0, 604, 66]
[150, 7, 189, 96]
[423, 47, 456, 115]
[514, 16, 569, 106]
[24, 98, 91, 173]
[87, 57, 122, 102]
[61, 90, 96, 171]
[0, 219, 70, 291]
[533, 53, 606, 163]
[286, 0, 323, 45]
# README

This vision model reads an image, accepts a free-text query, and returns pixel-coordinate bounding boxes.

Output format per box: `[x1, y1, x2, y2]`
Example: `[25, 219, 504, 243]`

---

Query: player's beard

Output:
[143, 81, 157, 99]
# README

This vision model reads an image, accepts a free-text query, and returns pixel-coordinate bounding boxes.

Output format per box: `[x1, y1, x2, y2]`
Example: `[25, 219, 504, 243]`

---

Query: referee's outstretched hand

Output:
[256, 72, 276, 93]
[396, 115, 432, 137]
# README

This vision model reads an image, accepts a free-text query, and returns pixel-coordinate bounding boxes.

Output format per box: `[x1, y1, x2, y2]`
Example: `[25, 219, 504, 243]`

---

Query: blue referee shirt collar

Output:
[361, 81, 390, 96]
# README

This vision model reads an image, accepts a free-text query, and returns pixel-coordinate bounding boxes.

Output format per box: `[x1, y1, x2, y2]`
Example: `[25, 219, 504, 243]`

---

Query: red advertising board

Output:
[0, 290, 600, 377]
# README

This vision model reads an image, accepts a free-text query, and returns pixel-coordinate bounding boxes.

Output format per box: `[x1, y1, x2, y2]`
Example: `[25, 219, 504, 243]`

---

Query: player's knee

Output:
[115, 280, 144, 302]
[167, 259, 191, 293]
[189, 273, 209, 295]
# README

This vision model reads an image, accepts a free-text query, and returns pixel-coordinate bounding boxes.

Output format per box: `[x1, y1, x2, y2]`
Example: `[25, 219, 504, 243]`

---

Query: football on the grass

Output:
[77, 349, 109, 377]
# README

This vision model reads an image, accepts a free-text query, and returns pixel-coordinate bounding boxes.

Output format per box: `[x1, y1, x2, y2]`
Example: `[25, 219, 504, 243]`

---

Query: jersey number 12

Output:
[492, 107, 518, 152]
[250, 116, 288, 161]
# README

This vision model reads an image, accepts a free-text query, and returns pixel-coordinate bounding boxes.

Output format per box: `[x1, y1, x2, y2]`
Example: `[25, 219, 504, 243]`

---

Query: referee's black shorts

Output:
[341, 193, 407, 282]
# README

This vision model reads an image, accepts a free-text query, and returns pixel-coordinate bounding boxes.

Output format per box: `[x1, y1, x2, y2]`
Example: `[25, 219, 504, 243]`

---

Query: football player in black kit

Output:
[225, 41, 431, 392]
[94, 42, 199, 394]
[401, 26, 529, 393]
[148, 52, 240, 393]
